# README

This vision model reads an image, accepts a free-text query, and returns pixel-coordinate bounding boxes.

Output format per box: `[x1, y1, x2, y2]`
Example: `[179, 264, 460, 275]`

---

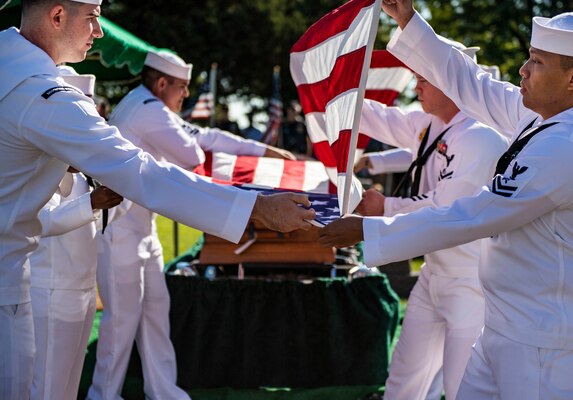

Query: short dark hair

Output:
[22, 0, 80, 16]
[141, 66, 175, 89]
[560, 54, 573, 72]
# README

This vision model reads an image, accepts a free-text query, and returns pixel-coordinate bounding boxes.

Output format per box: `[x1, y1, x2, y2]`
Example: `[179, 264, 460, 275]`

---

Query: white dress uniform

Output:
[30, 173, 100, 400]
[88, 84, 268, 400]
[367, 147, 413, 175]
[359, 102, 508, 399]
[358, 11, 573, 399]
[0, 27, 257, 400]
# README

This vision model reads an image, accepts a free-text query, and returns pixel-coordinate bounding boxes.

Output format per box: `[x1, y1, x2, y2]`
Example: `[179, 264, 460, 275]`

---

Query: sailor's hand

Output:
[90, 186, 123, 210]
[353, 155, 372, 173]
[318, 214, 364, 248]
[382, 0, 415, 29]
[264, 146, 297, 161]
[356, 188, 385, 216]
[251, 192, 316, 232]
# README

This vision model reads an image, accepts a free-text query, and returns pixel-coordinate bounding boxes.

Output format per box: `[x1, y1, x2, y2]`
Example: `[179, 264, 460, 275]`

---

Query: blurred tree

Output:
[102, 0, 345, 103]
[101, 0, 572, 104]
[418, 0, 571, 84]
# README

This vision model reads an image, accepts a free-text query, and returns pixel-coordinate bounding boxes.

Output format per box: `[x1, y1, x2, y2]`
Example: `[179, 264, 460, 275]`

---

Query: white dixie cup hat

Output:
[531, 12, 573, 57]
[144, 50, 193, 81]
[57, 65, 96, 97]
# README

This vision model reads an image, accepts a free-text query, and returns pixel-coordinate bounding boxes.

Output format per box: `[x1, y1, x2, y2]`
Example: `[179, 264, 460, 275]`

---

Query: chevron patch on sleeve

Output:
[491, 160, 536, 198]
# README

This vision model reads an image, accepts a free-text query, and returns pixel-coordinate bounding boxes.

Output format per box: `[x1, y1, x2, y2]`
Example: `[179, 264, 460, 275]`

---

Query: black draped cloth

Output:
[167, 275, 400, 389]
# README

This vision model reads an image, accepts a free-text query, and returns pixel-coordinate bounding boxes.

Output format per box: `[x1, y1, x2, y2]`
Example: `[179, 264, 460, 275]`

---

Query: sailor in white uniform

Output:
[0, 1, 314, 398]
[320, 2, 573, 398]
[354, 46, 507, 400]
[29, 68, 124, 400]
[89, 50, 295, 400]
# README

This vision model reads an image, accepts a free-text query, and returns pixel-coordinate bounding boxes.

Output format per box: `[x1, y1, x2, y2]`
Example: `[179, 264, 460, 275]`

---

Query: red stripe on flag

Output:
[193, 151, 214, 176]
[332, 130, 352, 173]
[232, 156, 259, 183]
[290, 0, 376, 53]
[296, 47, 366, 114]
[297, 79, 329, 114]
[357, 133, 371, 150]
[312, 141, 337, 168]
[327, 47, 366, 102]
[365, 89, 400, 105]
[328, 180, 337, 194]
[370, 50, 409, 68]
[279, 160, 306, 191]
[204, 151, 213, 176]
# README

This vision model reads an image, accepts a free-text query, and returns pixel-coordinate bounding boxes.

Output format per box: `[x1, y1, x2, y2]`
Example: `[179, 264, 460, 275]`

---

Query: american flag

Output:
[187, 78, 214, 120]
[239, 187, 340, 227]
[192, 153, 339, 226]
[260, 66, 283, 146]
[290, 0, 382, 215]
[290, 0, 413, 214]
[194, 152, 330, 194]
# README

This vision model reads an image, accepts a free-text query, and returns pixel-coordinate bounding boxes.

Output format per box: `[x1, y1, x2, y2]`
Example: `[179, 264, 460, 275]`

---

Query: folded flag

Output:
[193, 153, 339, 226]
[195, 152, 331, 194]
[239, 187, 340, 227]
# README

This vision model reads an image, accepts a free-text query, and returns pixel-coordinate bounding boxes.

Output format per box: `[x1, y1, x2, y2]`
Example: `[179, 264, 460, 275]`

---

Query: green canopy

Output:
[0, 0, 170, 81]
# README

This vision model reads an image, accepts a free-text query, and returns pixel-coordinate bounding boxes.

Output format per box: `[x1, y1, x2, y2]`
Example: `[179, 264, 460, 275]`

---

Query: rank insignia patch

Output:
[491, 161, 536, 198]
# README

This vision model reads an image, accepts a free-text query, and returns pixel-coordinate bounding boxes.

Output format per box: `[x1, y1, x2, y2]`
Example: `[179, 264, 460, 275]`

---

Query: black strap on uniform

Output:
[392, 123, 454, 197]
[494, 119, 558, 176]
[85, 175, 109, 234]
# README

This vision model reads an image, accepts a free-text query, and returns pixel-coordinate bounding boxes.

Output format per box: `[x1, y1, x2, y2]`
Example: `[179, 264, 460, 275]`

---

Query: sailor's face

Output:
[158, 77, 190, 113]
[61, 3, 103, 63]
[414, 73, 450, 116]
[519, 47, 572, 119]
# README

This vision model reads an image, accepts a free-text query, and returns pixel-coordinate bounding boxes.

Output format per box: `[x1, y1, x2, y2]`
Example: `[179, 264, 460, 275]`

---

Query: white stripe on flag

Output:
[210, 153, 237, 181]
[290, 4, 378, 85]
[366, 67, 415, 91]
[252, 158, 285, 188]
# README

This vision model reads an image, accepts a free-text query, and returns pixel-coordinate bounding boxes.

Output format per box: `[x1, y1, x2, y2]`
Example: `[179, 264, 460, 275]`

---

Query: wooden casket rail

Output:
[199, 222, 335, 265]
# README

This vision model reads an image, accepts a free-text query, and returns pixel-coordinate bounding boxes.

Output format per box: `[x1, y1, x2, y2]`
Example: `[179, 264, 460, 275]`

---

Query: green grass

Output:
[156, 215, 203, 264]
[409, 256, 424, 274]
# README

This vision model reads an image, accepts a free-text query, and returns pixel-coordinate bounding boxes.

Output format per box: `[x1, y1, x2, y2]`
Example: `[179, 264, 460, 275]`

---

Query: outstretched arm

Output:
[381, 0, 415, 29]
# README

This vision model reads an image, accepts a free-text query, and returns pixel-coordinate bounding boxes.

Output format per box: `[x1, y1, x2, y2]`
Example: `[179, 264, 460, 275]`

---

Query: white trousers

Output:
[88, 229, 189, 400]
[457, 326, 573, 400]
[30, 286, 96, 400]
[0, 301, 35, 400]
[384, 265, 484, 400]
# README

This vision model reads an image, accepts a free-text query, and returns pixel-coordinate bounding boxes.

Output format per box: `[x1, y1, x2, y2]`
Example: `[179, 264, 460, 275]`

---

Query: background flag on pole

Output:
[261, 65, 283, 146]
[184, 63, 218, 123]
[289, 0, 384, 215]
[187, 79, 213, 120]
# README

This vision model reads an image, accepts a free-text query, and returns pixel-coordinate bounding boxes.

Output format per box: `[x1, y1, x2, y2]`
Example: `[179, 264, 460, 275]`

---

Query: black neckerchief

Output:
[393, 123, 454, 197]
[494, 118, 558, 176]
[85, 175, 109, 234]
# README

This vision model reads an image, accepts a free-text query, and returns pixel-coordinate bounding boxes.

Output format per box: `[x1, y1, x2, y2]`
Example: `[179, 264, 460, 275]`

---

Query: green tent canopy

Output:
[0, 0, 171, 82]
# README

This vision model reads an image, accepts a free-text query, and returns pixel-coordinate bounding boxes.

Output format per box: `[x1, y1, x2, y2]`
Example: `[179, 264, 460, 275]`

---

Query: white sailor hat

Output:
[144, 50, 193, 81]
[531, 13, 573, 57]
[69, 0, 102, 5]
[438, 35, 480, 62]
[58, 65, 96, 96]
